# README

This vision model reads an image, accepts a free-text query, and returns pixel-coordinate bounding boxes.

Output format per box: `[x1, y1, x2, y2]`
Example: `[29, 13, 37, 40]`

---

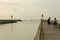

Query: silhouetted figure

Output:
[54, 18, 57, 25]
[53, 18, 58, 29]
[47, 17, 51, 25]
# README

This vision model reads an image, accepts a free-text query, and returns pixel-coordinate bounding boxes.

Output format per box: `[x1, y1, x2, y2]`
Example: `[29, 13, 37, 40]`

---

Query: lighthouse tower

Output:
[11, 15, 13, 19]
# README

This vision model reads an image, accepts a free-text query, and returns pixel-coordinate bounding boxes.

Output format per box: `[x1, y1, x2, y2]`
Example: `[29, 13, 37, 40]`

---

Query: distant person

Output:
[53, 18, 57, 25]
[53, 18, 58, 29]
[47, 17, 51, 25]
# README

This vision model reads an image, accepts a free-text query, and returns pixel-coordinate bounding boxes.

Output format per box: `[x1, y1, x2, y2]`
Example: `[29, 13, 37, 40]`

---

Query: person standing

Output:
[53, 18, 58, 28]
[54, 18, 57, 25]
[47, 17, 51, 29]
[47, 17, 51, 25]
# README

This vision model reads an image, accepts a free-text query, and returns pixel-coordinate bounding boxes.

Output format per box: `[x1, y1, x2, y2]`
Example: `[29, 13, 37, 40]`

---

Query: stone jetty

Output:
[0, 19, 22, 24]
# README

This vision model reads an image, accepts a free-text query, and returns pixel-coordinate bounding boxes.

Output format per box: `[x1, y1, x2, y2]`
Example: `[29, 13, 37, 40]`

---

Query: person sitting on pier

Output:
[47, 17, 51, 25]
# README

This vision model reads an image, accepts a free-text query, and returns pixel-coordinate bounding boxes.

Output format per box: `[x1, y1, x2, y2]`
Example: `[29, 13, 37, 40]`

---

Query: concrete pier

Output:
[34, 20, 60, 40]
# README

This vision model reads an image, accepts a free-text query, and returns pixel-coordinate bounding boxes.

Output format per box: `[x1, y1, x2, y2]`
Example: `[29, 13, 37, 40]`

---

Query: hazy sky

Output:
[0, 0, 60, 20]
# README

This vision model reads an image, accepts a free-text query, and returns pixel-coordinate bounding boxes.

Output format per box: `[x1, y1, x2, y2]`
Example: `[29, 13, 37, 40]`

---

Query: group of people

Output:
[47, 17, 57, 25]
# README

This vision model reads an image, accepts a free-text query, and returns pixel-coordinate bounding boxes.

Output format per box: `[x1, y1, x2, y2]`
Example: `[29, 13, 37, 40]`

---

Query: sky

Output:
[0, 0, 60, 20]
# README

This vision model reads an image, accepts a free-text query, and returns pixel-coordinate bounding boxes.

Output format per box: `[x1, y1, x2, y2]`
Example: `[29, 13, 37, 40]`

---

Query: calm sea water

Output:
[0, 20, 40, 40]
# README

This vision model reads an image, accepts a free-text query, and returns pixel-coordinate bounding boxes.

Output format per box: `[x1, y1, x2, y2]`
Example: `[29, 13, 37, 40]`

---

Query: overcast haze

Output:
[0, 0, 60, 20]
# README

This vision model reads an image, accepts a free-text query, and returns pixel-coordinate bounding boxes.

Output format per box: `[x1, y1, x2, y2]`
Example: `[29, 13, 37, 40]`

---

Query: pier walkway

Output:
[34, 20, 60, 40]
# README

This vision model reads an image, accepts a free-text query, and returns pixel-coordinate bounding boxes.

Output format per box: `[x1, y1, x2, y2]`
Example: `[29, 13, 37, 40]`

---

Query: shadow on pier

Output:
[34, 20, 60, 40]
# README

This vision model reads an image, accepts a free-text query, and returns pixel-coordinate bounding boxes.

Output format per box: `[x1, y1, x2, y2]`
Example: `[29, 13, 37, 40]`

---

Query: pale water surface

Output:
[0, 20, 40, 40]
